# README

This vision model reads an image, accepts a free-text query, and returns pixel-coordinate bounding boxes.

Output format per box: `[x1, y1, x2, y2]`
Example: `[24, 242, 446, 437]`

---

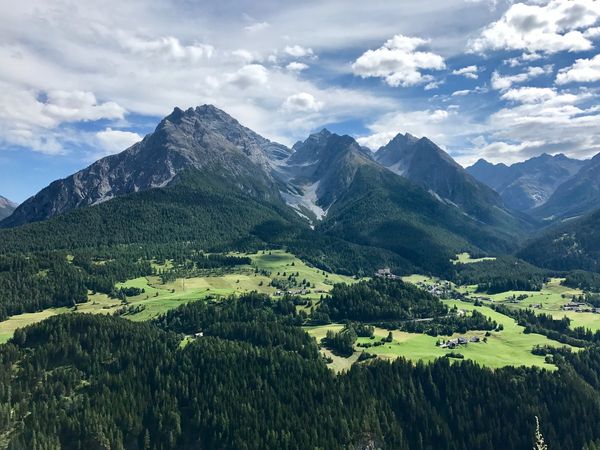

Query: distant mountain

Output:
[467, 153, 586, 211]
[0, 196, 17, 221]
[374, 133, 527, 232]
[531, 153, 600, 222]
[281, 130, 519, 274]
[2, 105, 291, 228]
[518, 207, 600, 272]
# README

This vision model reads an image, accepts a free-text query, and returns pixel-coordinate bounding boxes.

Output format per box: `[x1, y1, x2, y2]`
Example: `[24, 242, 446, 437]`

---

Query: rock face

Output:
[467, 153, 587, 211]
[2, 105, 291, 227]
[531, 152, 600, 221]
[0, 196, 17, 221]
[375, 134, 517, 229]
[279, 129, 376, 221]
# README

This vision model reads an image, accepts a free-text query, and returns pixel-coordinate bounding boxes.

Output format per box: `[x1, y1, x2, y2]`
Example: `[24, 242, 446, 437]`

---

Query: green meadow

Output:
[452, 252, 496, 264]
[306, 300, 571, 371]
[462, 278, 600, 332]
[0, 250, 357, 339]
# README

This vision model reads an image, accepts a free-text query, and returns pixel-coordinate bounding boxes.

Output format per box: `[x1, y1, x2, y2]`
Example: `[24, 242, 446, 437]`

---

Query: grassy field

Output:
[401, 273, 600, 333]
[0, 250, 358, 340]
[113, 250, 357, 320]
[306, 300, 571, 370]
[452, 252, 496, 264]
[0, 291, 120, 343]
[458, 278, 600, 332]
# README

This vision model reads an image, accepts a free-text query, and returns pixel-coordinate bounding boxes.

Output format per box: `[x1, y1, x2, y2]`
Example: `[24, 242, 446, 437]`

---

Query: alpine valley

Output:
[3, 105, 600, 450]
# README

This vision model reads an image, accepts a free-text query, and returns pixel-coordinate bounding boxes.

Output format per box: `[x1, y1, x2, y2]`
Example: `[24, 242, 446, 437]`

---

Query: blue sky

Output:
[1, 0, 600, 202]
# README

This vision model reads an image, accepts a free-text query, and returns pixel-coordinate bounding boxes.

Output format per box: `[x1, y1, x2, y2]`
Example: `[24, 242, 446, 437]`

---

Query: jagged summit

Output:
[1, 104, 290, 227]
[374, 132, 513, 228]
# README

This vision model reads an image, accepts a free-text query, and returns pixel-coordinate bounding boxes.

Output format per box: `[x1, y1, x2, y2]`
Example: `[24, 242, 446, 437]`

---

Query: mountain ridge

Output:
[531, 152, 600, 222]
[467, 153, 587, 211]
[2, 105, 290, 228]
[374, 133, 529, 233]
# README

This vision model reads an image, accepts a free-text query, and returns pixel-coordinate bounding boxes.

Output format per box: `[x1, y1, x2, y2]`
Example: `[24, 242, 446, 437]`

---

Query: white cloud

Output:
[95, 128, 142, 155]
[282, 92, 323, 112]
[556, 53, 600, 84]
[231, 49, 256, 63]
[491, 65, 553, 90]
[480, 86, 600, 161]
[452, 65, 479, 79]
[469, 0, 600, 54]
[244, 22, 270, 33]
[584, 26, 600, 38]
[451, 89, 471, 96]
[43, 91, 125, 123]
[462, 138, 547, 166]
[284, 45, 314, 58]
[356, 108, 455, 149]
[424, 80, 444, 90]
[227, 64, 269, 89]
[0, 83, 127, 154]
[351, 34, 446, 87]
[499, 86, 584, 105]
[286, 62, 309, 72]
[117, 34, 214, 62]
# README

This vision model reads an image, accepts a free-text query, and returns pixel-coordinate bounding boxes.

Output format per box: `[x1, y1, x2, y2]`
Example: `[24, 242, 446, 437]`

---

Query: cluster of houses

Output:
[415, 279, 464, 299]
[438, 336, 481, 349]
[562, 301, 600, 314]
[375, 268, 401, 280]
[274, 288, 310, 296]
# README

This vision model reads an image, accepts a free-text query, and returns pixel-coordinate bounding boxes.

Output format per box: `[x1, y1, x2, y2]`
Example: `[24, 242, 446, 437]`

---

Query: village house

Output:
[439, 335, 482, 348]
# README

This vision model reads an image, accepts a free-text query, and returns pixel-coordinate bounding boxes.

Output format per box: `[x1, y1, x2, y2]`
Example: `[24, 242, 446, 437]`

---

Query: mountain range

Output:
[0, 105, 533, 276]
[467, 153, 587, 212]
[530, 153, 600, 222]
[0, 196, 16, 221]
[2, 104, 600, 275]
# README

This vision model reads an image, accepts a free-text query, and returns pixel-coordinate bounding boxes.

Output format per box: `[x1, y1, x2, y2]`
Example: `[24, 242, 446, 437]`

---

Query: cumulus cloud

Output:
[118, 34, 214, 62]
[351, 34, 446, 87]
[244, 21, 270, 33]
[284, 45, 314, 58]
[481, 86, 600, 161]
[452, 65, 479, 79]
[556, 54, 600, 84]
[95, 127, 142, 156]
[584, 26, 600, 38]
[286, 62, 309, 72]
[282, 92, 323, 112]
[491, 65, 554, 90]
[469, 0, 600, 54]
[356, 108, 454, 149]
[231, 49, 256, 63]
[43, 91, 125, 123]
[227, 64, 269, 89]
[0, 83, 127, 154]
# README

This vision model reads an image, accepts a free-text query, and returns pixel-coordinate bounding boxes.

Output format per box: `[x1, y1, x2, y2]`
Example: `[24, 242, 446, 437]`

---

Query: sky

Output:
[1, 0, 600, 203]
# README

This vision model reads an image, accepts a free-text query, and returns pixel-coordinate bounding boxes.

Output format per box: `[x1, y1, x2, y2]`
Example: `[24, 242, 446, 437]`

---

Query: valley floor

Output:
[0, 250, 355, 341]
[2, 251, 599, 373]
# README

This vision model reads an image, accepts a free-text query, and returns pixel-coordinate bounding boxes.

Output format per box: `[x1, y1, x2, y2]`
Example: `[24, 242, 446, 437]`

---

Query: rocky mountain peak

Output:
[1, 104, 290, 228]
